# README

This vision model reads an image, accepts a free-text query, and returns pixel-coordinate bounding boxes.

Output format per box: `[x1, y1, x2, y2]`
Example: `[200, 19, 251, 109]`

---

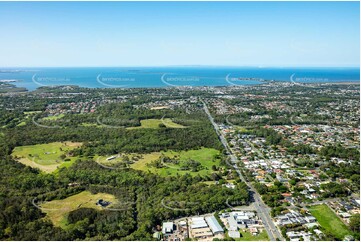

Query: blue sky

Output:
[0, 1, 359, 67]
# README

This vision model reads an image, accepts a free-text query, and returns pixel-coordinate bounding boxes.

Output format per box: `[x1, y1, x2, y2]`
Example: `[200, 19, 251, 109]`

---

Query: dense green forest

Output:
[0, 157, 249, 240]
[0, 93, 249, 240]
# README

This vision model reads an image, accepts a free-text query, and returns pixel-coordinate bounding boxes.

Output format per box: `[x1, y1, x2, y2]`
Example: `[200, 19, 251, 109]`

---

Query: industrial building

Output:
[205, 216, 224, 235]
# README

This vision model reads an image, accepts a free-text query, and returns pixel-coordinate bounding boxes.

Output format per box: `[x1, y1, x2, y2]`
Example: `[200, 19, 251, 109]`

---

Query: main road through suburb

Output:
[201, 99, 284, 241]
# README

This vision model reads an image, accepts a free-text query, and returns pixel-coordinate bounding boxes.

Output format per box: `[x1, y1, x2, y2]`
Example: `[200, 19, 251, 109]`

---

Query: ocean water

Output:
[0, 67, 359, 91]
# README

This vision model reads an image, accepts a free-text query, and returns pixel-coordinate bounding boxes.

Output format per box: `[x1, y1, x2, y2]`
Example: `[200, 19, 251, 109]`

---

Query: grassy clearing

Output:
[17, 121, 26, 127]
[24, 111, 42, 115]
[81, 123, 100, 127]
[42, 114, 65, 121]
[12, 142, 82, 173]
[96, 152, 161, 168]
[234, 126, 250, 133]
[130, 148, 220, 177]
[97, 148, 220, 177]
[237, 230, 269, 241]
[309, 204, 352, 239]
[40, 191, 118, 229]
[127, 118, 185, 129]
[161, 118, 186, 128]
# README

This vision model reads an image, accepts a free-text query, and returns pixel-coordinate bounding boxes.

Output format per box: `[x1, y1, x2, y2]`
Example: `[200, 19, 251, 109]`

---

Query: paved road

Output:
[201, 99, 283, 241]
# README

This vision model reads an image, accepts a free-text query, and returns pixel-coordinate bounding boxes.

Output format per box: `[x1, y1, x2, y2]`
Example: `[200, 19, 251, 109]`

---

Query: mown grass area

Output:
[12, 142, 82, 173]
[126, 118, 185, 129]
[237, 230, 269, 241]
[40, 191, 118, 229]
[130, 148, 220, 177]
[309, 204, 352, 240]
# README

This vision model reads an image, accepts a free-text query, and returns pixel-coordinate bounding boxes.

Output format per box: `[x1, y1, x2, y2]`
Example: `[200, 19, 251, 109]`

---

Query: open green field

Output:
[42, 114, 65, 121]
[12, 142, 82, 173]
[160, 118, 186, 128]
[40, 191, 118, 228]
[130, 148, 220, 176]
[237, 230, 269, 241]
[81, 122, 100, 127]
[127, 118, 185, 129]
[17, 121, 26, 127]
[96, 152, 160, 168]
[309, 204, 352, 239]
[24, 111, 42, 115]
[234, 126, 250, 133]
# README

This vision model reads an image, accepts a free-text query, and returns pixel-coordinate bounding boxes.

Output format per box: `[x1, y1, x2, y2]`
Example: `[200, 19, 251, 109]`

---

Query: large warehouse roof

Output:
[205, 216, 224, 234]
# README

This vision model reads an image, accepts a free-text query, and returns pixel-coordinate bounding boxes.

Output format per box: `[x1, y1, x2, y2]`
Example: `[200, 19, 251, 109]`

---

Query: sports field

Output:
[12, 142, 82, 173]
